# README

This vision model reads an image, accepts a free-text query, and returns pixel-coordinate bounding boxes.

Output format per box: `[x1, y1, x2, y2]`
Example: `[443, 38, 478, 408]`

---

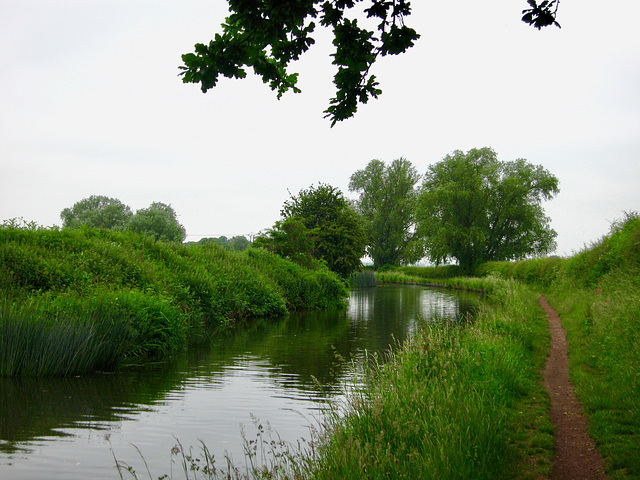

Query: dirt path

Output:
[539, 296, 608, 480]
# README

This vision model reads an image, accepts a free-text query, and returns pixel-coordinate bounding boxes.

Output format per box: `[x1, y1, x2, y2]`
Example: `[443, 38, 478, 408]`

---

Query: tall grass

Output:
[0, 299, 130, 376]
[479, 213, 640, 479]
[308, 277, 552, 480]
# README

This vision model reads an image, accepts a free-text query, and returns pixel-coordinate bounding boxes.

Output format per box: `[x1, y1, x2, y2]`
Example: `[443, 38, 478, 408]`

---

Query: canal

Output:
[0, 284, 480, 479]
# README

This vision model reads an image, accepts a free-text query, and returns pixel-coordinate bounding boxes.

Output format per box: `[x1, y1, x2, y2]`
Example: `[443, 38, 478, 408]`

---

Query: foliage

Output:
[564, 211, 640, 286]
[127, 202, 187, 243]
[0, 225, 348, 375]
[61, 196, 189, 243]
[257, 183, 367, 277]
[194, 235, 251, 251]
[60, 195, 132, 230]
[522, 0, 561, 29]
[477, 257, 566, 288]
[417, 147, 559, 274]
[253, 217, 318, 270]
[180, 1, 560, 125]
[349, 158, 423, 268]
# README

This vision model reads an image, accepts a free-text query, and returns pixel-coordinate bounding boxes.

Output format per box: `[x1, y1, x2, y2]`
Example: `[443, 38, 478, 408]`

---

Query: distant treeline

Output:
[0, 226, 348, 376]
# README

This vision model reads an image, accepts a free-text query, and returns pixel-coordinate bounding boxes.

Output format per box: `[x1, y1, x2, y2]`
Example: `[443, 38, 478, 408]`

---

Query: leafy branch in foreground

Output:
[180, 0, 560, 125]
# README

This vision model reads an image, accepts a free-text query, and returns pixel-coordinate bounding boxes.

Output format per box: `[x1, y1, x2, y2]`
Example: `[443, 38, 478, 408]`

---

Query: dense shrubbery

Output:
[0, 226, 348, 376]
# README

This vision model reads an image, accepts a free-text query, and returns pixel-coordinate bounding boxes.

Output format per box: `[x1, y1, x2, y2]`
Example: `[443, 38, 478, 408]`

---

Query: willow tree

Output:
[417, 147, 559, 274]
[349, 158, 423, 268]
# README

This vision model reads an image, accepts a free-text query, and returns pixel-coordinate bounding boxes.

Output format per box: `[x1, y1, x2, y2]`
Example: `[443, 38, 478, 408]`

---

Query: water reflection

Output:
[0, 285, 479, 479]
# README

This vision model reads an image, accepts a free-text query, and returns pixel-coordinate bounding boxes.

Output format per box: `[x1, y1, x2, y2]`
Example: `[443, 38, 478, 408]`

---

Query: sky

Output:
[1, 0, 639, 257]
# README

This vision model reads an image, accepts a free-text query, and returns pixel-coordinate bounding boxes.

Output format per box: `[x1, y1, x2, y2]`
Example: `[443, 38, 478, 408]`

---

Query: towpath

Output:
[539, 296, 608, 480]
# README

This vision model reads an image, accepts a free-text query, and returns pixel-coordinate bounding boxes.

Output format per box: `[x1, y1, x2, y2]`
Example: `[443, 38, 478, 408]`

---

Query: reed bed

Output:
[0, 299, 130, 376]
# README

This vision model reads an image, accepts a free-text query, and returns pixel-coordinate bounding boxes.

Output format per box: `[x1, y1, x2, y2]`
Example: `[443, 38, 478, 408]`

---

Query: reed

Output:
[348, 269, 377, 288]
[0, 299, 131, 376]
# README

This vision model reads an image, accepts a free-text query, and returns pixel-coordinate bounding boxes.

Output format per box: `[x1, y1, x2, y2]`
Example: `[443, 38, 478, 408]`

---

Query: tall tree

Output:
[127, 202, 187, 243]
[60, 195, 132, 230]
[257, 183, 367, 277]
[417, 147, 559, 274]
[349, 158, 423, 268]
[180, 0, 560, 125]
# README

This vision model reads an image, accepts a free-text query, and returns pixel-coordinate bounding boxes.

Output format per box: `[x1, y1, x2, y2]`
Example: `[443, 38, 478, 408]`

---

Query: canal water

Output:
[0, 285, 479, 479]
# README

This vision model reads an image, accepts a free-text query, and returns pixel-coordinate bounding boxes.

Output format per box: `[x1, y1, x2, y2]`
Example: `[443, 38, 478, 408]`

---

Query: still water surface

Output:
[0, 285, 479, 479]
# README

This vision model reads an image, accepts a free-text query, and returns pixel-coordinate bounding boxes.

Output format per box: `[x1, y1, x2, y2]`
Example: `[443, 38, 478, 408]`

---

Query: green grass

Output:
[545, 267, 640, 479]
[477, 214, 640, 479]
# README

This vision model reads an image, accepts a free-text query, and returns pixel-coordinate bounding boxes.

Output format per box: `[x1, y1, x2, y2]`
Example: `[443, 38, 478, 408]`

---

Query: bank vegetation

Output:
[0, 226, 348, 376]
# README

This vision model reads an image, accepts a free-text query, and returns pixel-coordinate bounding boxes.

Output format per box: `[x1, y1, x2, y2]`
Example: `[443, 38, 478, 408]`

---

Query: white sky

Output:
[1, 0, 639, 257]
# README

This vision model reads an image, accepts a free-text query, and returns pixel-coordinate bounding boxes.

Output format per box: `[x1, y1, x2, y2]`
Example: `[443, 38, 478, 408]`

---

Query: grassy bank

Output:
[307, 276, 553, 480]
[479, 214, 640, 479]
[0, 225, 348, 376]
[331, 215, 639, 479]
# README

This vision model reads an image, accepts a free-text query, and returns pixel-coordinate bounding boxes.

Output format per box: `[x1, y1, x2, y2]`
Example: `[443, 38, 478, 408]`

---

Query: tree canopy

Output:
[349, 158, 423, 268]
[127, 202, 187, 243]
[255, 183, 367, 276]
[61, 197, 187, 243]
[180, 0, 561, 125]
[416, 148, 559, 274]
[60, 195, 132, 231]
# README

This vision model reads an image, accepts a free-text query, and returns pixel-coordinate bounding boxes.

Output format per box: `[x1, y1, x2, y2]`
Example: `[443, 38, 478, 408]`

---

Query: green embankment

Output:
[0, 226, 348, 376]
[367, 215, 639, 479]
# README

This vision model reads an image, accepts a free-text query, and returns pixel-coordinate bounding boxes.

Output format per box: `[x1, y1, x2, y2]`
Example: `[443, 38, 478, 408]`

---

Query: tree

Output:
[180, 0, 560, 125]
[127, 202, 187, 243]
[349, 158, 423, 268]
[60, 195, 132, 230]
[229, 235, 251, 251]
[257, 183, 367, 276]
[254, 217, 318, 269]
[417, 147, 559, 274]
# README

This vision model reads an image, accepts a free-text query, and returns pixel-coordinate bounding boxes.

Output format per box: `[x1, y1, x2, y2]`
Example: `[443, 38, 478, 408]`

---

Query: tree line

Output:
[61, 147, 559, 277]
[256, 147, 559, 276]
[60, 196, 187, 243]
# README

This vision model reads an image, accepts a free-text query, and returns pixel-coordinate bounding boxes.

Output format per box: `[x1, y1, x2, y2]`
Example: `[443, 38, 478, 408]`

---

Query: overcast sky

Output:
[1, 0, 639, 257]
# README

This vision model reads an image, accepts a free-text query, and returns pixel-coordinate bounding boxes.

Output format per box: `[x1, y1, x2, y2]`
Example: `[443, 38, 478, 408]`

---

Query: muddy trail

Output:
[539, 296, 608, 480]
